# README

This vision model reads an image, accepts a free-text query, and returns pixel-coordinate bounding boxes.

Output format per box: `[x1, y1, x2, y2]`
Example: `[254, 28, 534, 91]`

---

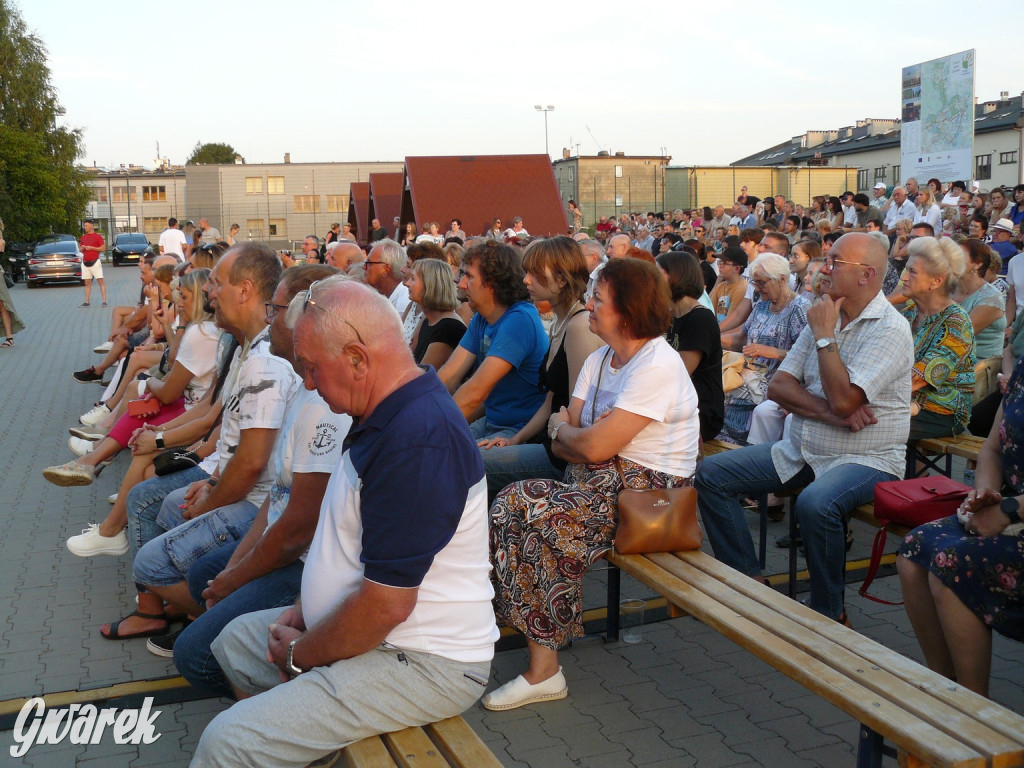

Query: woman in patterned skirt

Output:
[898, 354, 1024, 696]
[482, 258, 700, 711]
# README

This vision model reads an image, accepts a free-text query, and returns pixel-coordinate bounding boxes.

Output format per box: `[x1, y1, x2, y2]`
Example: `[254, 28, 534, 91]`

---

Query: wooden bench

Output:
[914, 434, 987, 478]
[606, 549, 1024, 768]
[340, 715, 502, 768]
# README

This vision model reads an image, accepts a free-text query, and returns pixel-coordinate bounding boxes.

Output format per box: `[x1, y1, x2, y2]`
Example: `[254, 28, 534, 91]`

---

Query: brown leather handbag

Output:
[612, 457, 701, 555]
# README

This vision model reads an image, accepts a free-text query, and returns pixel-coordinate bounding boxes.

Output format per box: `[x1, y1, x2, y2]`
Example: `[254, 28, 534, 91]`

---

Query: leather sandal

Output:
[100, 610, 170, 640]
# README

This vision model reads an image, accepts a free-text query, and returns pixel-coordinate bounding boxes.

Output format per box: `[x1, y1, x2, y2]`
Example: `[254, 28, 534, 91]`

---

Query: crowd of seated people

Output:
[38, 194, 1024, 762]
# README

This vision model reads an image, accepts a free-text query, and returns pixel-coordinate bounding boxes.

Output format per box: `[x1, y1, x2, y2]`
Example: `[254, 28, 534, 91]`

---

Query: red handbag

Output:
[859, 475, 971, 604]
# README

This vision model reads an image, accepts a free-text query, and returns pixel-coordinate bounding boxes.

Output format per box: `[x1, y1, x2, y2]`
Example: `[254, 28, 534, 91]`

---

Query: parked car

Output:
[3, 241, 34, 282]
[26, 236, 82, 288]
[111, 232, 153, 266]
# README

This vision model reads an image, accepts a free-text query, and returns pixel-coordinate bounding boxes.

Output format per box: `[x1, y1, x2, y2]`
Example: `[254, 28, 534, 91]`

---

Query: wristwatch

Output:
[286, 638, 304, 676]
[815, 337, 837, 352]
[155, 432, 165, 450]
[1000, 496, 1022, 524]
[550, 422, 564, 442]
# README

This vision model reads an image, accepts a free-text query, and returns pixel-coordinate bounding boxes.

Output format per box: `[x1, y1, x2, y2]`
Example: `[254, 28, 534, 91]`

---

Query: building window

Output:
[246, 219, 265, 238]
[567, 167, 574, 182]
[326, 195, 349, 213]
[999, 151, 1018, 165]
[857, 169, 869, 190]
[93, 188, 107, 203]
[245, 177, 263, 195]
[143, 217, 164, 232]
[293, 195, 320, 213]
[268, 219, 286, 237]
[976, 154, 992, 180]
[614, 165, 623, 179]
[142, 186, 166, 202]
[893, 165, 900, 183]
[267, 176, 285, 195]
[112, 186, 137, 203]
[874, 167, 886, 181]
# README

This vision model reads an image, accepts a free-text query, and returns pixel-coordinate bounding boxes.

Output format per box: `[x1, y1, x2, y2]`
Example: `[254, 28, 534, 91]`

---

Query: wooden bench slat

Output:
[343, 735, 399, 768]
[426, 716, 505, 768]
[380, 726, 453, 768]
[658, 552, 1024, 765]
[609, 552, 987, 768]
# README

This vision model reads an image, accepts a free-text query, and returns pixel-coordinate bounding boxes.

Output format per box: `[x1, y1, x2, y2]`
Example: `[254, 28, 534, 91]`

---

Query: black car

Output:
[26, 236, 82, 288]
[111, 233, 153, 266]
[3, 242, 34, 282]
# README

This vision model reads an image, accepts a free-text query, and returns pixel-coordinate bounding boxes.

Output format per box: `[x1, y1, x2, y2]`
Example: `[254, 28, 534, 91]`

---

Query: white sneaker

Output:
[68, 436, 95, 457]
[69, 427, 103, 441]
[67, 524, 129, 557]
[80, 403, 111, 427]
[480, 668, 567, 711]
[108, 492, 118, 504]
[94, 341, 114, 353]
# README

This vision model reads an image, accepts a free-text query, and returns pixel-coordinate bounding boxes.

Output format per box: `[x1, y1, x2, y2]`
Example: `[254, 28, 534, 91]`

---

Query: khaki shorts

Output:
[82, 260, 104, 280]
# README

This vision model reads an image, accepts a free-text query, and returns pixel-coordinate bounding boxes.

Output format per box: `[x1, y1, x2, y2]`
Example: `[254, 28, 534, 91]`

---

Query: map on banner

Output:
[900, 50, 975, 184]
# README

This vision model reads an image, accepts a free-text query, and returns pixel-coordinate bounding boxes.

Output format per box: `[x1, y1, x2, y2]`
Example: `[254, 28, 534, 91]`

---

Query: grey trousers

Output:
[190, 607, 491, 768]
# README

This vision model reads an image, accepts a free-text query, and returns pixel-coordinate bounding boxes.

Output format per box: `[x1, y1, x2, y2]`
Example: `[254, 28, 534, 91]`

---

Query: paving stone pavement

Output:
[0, 267, 1022, 767]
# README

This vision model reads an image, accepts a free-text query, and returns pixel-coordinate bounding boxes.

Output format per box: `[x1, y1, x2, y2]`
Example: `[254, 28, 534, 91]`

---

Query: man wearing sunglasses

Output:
[194, 277, 496, 767]
[697, 233, 913, 626]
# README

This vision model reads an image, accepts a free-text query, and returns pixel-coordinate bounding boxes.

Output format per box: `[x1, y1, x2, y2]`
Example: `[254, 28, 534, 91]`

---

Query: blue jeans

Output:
[480, 442, 563, 500]
[133, 485, 258, 587]
[469, 417, 518, 441]
[173, 542, 304, 698]
[695, 442, 896, 619]
[125, 466, 209, 563]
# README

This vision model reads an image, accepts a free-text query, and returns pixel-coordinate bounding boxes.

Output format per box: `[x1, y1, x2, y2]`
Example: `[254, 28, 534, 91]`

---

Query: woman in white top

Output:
[484, 258, 699, 711]
[914, 189, 943, 233]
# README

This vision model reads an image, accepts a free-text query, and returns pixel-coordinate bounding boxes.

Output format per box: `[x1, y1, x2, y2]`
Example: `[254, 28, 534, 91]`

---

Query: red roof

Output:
[404, 154, 568, 237]
[347, 182, 371, 241]
[368, 172, 405, 234]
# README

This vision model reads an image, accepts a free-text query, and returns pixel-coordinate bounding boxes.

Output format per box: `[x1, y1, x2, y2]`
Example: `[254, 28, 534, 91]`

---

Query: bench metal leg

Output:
[788, 505, 798, 598]
[606, 564, 620, 642]
[856, 724, 884, 768]
[758, 495, 768, 570]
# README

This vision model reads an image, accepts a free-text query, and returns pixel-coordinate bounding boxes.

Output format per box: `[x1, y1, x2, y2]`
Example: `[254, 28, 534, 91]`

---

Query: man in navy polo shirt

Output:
[193, 278, 497, 768]
[439, 240, 548, 440]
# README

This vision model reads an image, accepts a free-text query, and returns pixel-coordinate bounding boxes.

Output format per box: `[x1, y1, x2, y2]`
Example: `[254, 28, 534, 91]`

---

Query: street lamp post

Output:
[534, 105, 555, 158]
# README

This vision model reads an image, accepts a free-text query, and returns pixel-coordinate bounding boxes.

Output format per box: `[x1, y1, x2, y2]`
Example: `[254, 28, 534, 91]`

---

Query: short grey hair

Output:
[579, 239, 606, 264]
[749, 253, 791, 283]
[907, 236, 966, 295]
[370, 238, 406, 274]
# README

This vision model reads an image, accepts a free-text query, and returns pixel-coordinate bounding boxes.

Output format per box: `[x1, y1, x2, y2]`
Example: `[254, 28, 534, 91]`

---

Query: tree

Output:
[186, 142, 240, 165]
[0, 1, 90, 242]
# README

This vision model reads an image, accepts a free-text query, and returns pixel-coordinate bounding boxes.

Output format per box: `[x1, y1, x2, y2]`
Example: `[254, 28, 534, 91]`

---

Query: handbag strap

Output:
[858, 525, 903, 606]
[589, 347, 613, 426]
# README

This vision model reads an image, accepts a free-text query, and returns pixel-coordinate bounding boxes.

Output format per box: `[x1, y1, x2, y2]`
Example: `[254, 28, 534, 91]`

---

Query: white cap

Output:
[873, 182, 887, 190]
[992, 218, 1015, 234]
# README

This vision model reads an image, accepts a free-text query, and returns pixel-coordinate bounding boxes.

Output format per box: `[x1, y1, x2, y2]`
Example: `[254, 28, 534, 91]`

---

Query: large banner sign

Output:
[900, 50, 975, 183]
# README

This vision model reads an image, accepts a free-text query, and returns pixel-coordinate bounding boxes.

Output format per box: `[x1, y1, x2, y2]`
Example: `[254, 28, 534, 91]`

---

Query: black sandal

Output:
[100, 610, 170, 640]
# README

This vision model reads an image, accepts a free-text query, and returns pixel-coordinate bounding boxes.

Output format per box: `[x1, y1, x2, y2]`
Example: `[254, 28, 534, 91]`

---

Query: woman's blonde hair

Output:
[413, 258, 458, 312]
[172, 268, 213, 324]
[908, 236, 965, 295]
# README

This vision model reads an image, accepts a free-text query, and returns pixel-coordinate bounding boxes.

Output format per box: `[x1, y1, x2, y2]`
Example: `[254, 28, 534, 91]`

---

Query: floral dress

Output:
[899, 359, 1024, 641]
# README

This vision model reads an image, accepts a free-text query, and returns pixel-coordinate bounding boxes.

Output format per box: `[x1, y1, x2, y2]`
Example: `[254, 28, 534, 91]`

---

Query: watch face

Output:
[1001, 497, 1021, 522]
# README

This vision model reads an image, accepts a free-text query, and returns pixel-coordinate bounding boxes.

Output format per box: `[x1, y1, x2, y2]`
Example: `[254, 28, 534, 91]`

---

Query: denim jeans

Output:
[125, 466, 209, 563]
[133, 485, 258, 587]
[480, 442, 564, 500]
[173, 542, 304, 698]
[469, 417, 518, 441]
[695, 442, 896, 619]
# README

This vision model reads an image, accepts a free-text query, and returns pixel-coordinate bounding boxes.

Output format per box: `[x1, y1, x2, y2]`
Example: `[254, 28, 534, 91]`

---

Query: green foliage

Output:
[0, 0, 90, 242]
[186, 142, 239, 165]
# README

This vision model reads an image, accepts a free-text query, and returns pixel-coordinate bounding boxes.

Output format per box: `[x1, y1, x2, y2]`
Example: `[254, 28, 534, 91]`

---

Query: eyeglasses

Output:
[264, 302, 289, 320]
[362, 260, 386, 268]
[301, 279, 365, 344]
[824, 256, 871, 270]
[750, 279, 769, 289]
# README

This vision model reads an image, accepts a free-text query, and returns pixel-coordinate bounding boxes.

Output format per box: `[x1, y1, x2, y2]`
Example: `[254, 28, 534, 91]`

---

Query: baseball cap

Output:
[720, 245, 748, 270]
[873, 182, 887, 190]
[992, 218, 1015, 234]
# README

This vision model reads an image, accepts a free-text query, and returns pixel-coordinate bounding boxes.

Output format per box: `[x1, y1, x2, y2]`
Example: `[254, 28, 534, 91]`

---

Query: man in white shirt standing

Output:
[158, 218, 188, 261]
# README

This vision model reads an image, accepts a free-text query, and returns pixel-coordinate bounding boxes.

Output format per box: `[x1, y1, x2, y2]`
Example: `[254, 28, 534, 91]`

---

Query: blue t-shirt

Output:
[992, 240, 1019, 274]
[459, 301, 548, 430]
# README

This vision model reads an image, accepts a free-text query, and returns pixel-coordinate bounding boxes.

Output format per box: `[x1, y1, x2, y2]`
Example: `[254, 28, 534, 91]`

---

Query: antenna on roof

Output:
[585, 125, 603, 153]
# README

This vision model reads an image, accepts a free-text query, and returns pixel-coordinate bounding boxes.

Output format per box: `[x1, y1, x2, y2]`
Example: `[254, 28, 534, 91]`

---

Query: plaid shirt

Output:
[771, 291, 914, 482]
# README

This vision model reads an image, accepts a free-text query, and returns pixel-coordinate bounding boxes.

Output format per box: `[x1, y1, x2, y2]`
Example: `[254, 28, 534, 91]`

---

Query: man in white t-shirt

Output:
[158, 217, 188, 260]
[172, 264, 350, 697]
[362, 238, 409, 314]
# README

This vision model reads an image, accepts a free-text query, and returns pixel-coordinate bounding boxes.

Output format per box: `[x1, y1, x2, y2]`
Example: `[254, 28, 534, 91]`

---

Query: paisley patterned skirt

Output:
[899, 516, 1024, 642]
[490, 457, 685, 650]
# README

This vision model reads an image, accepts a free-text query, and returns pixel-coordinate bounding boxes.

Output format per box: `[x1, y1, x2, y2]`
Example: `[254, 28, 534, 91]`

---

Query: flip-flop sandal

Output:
[100, 610, 169, 640]
[1, 338, 13, 347]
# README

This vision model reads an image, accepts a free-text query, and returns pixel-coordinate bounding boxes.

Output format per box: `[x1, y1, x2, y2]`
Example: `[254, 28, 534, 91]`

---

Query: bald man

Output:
[606, 234, 631, 259]
[327, 242, 364, 271]
[696, 233, 913, 625]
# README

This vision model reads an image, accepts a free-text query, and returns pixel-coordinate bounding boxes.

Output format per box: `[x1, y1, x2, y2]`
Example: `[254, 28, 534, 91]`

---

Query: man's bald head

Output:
[329, 242, 364, 271]
[607, 234, 631, 259]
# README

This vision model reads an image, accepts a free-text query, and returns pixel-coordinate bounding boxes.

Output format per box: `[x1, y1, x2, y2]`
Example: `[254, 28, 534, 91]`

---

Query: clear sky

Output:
[16, 0, 1024, 170]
